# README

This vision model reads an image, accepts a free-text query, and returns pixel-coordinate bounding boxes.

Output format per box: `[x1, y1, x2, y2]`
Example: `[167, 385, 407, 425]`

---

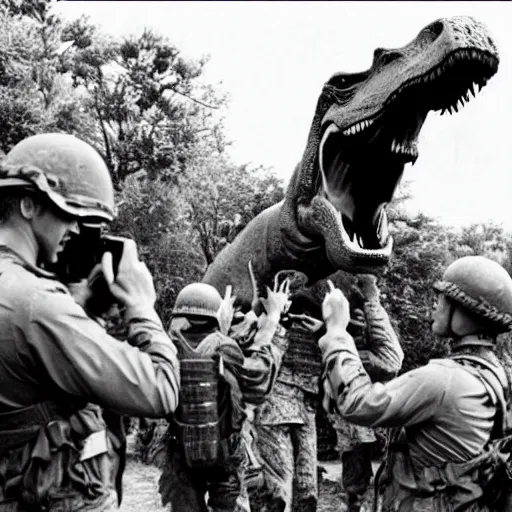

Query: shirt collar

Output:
[0, 245, 57, 280]
[452, 333, 496, 351]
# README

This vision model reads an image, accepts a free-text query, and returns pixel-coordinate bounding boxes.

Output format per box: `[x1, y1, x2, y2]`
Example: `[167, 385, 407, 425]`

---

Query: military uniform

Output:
[330, 297, 403, 511]
[320, 256, 512, 512]
[251, 319, 322, 512]
[0, 134, 180, 511]
[158, 283, 289, 512]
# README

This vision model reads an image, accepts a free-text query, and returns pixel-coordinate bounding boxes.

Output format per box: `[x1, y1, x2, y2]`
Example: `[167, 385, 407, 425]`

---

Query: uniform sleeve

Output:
[232, 314, 289, 405]
[320, 327, 442, 428]
[358, 299, 404, 381]
[22, 286, 180, 418]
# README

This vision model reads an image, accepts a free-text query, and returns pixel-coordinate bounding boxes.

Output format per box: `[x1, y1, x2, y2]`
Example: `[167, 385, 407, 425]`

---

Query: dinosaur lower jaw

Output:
[297, 196, 392, 273]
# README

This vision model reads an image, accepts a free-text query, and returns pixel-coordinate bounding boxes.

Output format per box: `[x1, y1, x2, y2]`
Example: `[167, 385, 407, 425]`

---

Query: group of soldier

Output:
[0, 131, 511, 512]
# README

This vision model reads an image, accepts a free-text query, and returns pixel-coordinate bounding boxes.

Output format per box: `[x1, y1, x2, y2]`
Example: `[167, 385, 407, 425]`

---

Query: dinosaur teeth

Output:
[342, 118, 374, 136]
[390, 139, 418, 160]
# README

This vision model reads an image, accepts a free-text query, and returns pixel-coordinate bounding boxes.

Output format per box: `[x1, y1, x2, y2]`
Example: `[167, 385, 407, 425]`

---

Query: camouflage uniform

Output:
[250, 319, 322, 512]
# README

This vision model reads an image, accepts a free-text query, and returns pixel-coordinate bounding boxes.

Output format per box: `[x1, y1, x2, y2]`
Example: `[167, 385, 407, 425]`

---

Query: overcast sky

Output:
[55, 1, 512, 229]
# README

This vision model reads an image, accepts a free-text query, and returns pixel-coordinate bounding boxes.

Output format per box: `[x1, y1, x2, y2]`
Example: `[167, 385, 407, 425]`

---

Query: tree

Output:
[0, 0, 94, 152]
[111, 172, 204, 325]
[181, 153, 285, 265]
[379, 204, 456, 371]
[63, 19, 229, 187]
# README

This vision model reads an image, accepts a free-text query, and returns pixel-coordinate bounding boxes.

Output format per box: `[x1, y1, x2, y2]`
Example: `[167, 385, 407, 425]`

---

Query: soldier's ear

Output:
[19, 195, 41, 220]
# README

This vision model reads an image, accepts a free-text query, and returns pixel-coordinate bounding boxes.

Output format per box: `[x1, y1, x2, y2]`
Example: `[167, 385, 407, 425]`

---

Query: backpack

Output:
[172, 330, 245, 470]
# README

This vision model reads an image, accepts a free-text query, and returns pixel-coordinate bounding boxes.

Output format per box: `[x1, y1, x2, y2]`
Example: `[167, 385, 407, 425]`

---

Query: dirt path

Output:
[120, 455, 168, 512]
[119, 455, 375, 512]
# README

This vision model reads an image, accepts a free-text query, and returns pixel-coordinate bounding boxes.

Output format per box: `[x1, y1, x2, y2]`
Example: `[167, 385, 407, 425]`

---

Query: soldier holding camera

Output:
[0, 133, 180, 511]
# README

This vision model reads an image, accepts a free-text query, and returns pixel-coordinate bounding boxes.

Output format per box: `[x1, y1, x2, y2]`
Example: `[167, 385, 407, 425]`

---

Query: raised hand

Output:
[101, 239, 156, 310]
[351, 274, 380, 303]
[260, 274, 292, 322]
[322, 280, 350, 330]
[216, 285, 237, 335]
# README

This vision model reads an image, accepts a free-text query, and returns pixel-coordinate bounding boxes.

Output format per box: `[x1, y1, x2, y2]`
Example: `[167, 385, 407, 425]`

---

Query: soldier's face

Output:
[432, 293, 452, 336]
[32, 205, 79, 265]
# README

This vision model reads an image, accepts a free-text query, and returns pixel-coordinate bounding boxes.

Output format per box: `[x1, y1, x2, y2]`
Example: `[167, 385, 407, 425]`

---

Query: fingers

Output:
[117, 238, 138, 270]
[279, 277, 290, 294]
[87, 262, 104, 285]
[101, 251, 115, 285]
[350, 284, 365, 301]
[348, 319, 366, 329]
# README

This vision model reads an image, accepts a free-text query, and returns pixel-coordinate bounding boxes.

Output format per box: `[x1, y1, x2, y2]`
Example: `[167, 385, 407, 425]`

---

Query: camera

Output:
[53, 223, 125, 283]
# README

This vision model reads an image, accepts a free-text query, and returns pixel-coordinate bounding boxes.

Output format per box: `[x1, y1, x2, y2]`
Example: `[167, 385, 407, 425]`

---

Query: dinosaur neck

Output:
[288, 86, 332, 204]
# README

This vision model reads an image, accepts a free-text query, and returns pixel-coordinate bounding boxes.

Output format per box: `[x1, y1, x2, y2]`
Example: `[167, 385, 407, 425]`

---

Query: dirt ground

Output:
[119, 453, 375, 512]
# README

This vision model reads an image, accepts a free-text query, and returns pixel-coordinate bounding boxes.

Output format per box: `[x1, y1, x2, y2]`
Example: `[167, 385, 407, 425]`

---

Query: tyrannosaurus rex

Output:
[203, 16, 499, 308]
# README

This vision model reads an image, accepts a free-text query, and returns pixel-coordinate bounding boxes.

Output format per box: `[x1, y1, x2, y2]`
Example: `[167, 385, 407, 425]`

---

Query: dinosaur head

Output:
[287, 16, 499, 274]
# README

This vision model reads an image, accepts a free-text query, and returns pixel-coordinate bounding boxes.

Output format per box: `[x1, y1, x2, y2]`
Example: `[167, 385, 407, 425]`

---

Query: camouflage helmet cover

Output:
[0, 133, 115, 222]
[433, 255, 512, 333]
[172, 283, 222, 320]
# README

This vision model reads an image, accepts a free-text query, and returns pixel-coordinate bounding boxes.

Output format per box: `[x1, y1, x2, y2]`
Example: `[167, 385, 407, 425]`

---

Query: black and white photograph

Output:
[0, 1, 511, 511]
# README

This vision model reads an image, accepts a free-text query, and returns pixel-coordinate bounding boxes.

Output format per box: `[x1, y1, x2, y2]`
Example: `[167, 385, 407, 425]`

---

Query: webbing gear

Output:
[374, 354, 512, 512]
[0, 401, 64, 457]
[176, 357, 222, 468]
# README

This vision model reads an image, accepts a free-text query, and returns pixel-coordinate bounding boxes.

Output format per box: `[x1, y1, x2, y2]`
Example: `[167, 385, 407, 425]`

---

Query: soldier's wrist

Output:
[124, 305, 162, 326]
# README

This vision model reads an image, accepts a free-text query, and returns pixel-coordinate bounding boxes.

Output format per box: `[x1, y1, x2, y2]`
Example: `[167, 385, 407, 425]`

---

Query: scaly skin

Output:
[203, 16, 499, 308]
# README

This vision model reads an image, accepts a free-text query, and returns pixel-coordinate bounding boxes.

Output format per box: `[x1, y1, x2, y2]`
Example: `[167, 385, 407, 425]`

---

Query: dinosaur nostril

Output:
[428, 20, 444, 41]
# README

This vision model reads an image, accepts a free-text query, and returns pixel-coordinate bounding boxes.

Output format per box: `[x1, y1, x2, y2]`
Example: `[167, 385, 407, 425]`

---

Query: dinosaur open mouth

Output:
[315, 47, 498, 261]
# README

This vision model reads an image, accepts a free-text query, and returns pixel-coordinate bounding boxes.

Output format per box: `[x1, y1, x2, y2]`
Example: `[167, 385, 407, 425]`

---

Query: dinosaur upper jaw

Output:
[296, 41, 498, 274]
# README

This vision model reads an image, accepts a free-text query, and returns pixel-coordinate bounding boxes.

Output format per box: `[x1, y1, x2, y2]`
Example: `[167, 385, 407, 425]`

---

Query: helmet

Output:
[173, 283, 222, 320]
[433, 256, 512, 333]
[0, 133, 115, 222]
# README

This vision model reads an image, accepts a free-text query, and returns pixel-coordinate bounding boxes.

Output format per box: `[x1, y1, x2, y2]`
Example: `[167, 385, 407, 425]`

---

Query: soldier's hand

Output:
[217, 285, 236, 335]
[354, 274, 380, 302]
[288, 313, 324, 333]
[101, 238, 156, 310]
[67, 279, 92, 308]
[349, 307, 366, 330]
[260, 275, 291, 322]
[322, 280, 350, 331]
[230, 310, 258, 339]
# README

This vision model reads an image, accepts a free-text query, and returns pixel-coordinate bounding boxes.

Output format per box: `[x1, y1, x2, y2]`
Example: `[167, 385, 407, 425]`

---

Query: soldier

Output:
[319, 256, 512, 511]
[158, 276, 290, 512]
[250, 273, 402, 512]
[0, 133, 180, 511]
[329, 274, 403, 512]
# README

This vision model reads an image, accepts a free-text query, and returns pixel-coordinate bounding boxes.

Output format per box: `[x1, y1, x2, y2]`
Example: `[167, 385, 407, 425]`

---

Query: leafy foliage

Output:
[2, 2, 512, 378]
